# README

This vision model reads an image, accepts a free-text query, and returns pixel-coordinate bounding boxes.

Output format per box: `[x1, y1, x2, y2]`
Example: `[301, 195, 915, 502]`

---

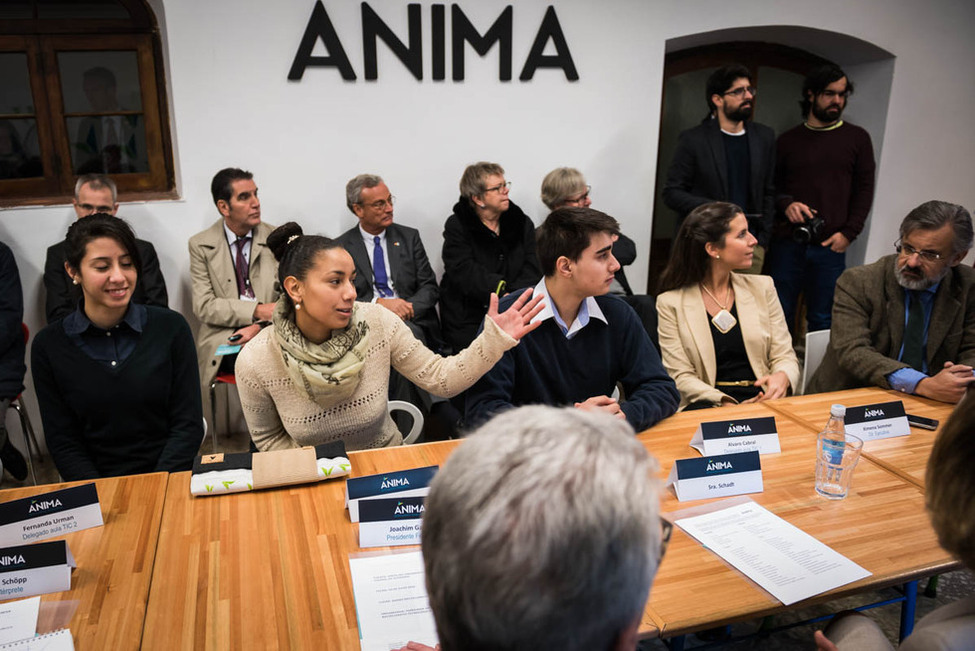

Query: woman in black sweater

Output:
[32, 214, 202, 480]
[439, 162, 542, 353]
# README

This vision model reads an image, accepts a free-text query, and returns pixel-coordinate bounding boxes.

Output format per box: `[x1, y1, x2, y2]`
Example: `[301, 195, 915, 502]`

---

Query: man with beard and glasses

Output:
[664, 64, 776, 274]
[808, 201, 975, 403]
[769, 64, 876, 335]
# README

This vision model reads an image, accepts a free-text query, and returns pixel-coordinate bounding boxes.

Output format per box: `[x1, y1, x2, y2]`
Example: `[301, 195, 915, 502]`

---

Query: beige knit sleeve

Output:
[235, 332, 300, 452]
[383, 309, 517, 398]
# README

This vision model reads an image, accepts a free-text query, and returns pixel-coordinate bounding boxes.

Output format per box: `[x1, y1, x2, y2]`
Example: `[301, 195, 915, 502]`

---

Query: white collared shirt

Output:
[223, 222, 256, 301]
[530, 277, 606, 340]
[359, 226, 398, 300]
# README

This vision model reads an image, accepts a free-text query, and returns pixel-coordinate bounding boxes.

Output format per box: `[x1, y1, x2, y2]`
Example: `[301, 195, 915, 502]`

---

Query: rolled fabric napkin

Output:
[190, 441, 351, 497]
[191, 468, 254, 496]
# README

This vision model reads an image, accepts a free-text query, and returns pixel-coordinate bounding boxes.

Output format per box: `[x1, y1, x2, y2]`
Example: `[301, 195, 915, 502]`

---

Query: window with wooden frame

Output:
[0, 0, 174, 206]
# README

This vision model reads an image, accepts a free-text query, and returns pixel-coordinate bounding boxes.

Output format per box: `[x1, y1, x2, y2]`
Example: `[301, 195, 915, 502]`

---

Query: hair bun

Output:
[267, 222, 304, 261]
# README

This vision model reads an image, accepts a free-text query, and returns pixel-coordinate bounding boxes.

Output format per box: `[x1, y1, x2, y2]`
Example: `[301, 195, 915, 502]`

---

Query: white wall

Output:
[3, 0, 975, 446]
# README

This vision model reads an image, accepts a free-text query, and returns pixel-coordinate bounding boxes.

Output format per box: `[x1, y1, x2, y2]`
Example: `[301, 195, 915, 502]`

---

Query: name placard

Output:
[358, 496, 425, 548]
[667, 451, 763, 502]
[689, 416, 780, 455]
[844, 401, 909, 441]
[0, 541, 75, 600]
[346, 466, 438, 523]
[0, 484, 103, 546]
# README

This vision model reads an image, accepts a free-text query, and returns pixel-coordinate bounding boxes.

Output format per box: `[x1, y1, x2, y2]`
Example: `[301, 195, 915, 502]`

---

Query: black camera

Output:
[793, 215, 825, 244]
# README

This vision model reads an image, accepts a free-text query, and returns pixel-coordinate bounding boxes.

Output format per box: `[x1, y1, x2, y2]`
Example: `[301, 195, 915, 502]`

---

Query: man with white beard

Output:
[808, 201, 975, 403]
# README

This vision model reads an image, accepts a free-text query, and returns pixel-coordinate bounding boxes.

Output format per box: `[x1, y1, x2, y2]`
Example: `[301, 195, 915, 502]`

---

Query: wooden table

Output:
[0, 473, 169, 650]
[639, 399, 957, 640]
[140, 389, 957, 649]
[766, 387, 955, 488]
[141, 442, 457, 650]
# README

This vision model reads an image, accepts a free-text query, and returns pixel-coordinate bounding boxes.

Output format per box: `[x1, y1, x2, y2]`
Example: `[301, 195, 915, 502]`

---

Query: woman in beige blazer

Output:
[656, 202, 799, 410]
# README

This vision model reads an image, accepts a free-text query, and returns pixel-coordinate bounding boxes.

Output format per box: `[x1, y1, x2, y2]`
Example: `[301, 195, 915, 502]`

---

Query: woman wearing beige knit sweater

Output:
[235, 222, 543, 451]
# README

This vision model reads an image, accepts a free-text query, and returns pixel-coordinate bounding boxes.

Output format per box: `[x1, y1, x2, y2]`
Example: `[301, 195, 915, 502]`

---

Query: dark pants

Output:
[768, 238, 846, 335]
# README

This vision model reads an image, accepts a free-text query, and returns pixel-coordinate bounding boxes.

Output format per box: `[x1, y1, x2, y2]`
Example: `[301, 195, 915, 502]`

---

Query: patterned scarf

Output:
[272, 299, 370, 406]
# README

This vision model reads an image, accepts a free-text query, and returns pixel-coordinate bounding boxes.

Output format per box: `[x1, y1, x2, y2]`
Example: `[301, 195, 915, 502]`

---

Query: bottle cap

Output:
[830, 404, 846, 417]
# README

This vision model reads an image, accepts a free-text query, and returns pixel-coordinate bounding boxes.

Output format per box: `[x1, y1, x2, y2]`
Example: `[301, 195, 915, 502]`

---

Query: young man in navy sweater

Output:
[466, 207, 679, 431]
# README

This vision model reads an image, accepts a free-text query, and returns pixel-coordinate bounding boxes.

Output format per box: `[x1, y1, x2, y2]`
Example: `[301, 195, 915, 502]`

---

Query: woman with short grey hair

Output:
[439, 162, 541, 353]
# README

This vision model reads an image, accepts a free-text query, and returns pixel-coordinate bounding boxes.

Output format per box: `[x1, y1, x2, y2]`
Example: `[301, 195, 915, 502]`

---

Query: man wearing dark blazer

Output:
[663, 64, 776, 273]
[336, 174, 456, 439]
[808, 201, 975, 403]
[336, 174, 442, 349]
[44, 174, 168, 323]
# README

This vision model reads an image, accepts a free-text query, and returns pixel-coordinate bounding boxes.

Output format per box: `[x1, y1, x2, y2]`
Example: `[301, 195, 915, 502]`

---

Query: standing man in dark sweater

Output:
[769, 64, 876, 335]
[664, 64, 776, 274]
[465, 208, 679, 431]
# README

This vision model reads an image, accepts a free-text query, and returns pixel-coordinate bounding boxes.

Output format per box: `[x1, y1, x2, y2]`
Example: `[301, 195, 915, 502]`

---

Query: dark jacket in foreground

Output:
[32, 306, 203, 480]
[439, 198, 541, 352]
[808, 254, 975, 393]
[466, 290, 679, 431]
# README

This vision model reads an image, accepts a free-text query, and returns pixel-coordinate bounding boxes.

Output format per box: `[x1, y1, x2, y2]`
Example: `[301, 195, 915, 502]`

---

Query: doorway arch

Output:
[648, 26, 895, 291]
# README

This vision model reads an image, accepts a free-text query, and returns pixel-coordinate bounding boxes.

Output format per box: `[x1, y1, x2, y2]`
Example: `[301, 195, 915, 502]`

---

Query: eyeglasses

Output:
[359, 195, 395, 211]
[723, 86, 757, 98]
[819, 89, 850, 100]
[78, 203, 115, 214]
[658, 517, 673, 565]
[895, 239, 944, 263]
[484, 181, 512, 194]
[565, 186, 592, 205]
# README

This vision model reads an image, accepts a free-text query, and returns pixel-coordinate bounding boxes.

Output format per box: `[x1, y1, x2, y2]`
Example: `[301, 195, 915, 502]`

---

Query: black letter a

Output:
[288, 0, 357, 81]
[519, 6, 578, 81]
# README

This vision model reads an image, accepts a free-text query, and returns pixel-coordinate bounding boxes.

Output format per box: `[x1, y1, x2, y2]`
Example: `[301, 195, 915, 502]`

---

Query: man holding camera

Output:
[769, 64, 876, 335]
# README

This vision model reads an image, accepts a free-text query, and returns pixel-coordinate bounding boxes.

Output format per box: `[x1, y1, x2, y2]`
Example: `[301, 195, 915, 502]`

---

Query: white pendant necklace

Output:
[700, 282, 737, 334]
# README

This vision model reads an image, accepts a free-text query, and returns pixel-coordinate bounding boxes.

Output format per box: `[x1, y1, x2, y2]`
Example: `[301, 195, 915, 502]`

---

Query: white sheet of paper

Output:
[675, 500, 871, 605]
[349, 551, 439, 649]
[0, 596, 40, 644]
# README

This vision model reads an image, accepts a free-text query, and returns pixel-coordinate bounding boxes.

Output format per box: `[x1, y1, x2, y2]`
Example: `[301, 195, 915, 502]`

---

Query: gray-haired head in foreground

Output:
[345, 173, 384, 214]
[421, 405, 661, 651]
[900, 200, 974, 256]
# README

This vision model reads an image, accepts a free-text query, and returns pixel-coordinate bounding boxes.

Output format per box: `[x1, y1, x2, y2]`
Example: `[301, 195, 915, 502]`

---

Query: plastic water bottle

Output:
[821, 404, 846, 483]
[823, 404, 846, 443]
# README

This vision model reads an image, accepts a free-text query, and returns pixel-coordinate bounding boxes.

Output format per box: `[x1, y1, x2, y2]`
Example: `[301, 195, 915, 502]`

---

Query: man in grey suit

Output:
[663, 64, 776, 273]
[336, 174, 457, 438]
[808, 201, 975, 403]
[189, 168, 279, 401]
